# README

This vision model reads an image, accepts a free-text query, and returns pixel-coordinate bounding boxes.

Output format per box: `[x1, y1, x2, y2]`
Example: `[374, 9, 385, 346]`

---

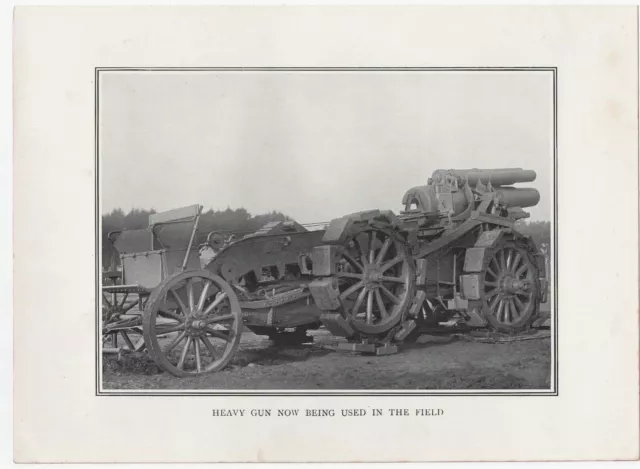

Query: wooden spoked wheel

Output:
[143, 270, 243, 377]
[102, 327, 145, 352]
[102, 292, 145, 352]
[480, 239, 540, 333]
[335, 227, 415, 336]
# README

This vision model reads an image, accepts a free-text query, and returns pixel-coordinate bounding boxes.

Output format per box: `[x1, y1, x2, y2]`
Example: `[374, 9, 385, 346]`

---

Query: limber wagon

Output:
[102, 168, 548, 377]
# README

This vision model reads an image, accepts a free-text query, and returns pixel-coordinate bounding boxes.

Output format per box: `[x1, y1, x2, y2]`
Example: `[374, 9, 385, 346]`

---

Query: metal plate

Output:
[148, 204, 200, 226]
[460, 274, 482, 300]
[463, 247, 487, 272]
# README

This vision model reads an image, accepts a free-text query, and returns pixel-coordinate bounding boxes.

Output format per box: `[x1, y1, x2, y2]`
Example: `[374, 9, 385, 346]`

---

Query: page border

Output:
[94, 66, 558, 397]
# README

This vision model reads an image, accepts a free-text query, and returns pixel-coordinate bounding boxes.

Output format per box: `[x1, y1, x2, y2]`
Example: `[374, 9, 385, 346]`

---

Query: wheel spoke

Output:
[376, 238, 392, 265]
[506, 249, 513, 270]
[514, 295, 526, 312]
[505, 301, 513, 323]
[512, 253, 523, 273]
[516, 264, 528, 278]
[499, 251, 506, 271]
[200, 336, 217, 358]
[187, 280, 197, 313]
[380, 255, 404, 274]
[158, 309, 185, 323]
[340, 280, 365, 300]
[486, 265, 498, 278]
[197, 280, 212, 311]
[374, 289, 388, 318]
[485, 281, 498, 287]
[194, 339, 202, 372]
[133, 335, 145, 352]
[352, 288, 368, 315]
[497, 299, 505, 322]
[118, 292, 129, 308]
[203, 313, 235, 324]
[512, 299, 521, 320]
[121, 301, 138, 314]
[486, 289, 499, 300]
[343, 252, 364, 272]
[204, 327, 230, 341]
[102, 293, 113, 307]
[368, 233, 377, 265]
[164, 331, 186, 354]
[120, 331, 135, 350]
[355, 233, 370, 266]
[366, 290, 374, 324]
[380, 285, 400, 305]
[337, 272, 365, 280]
[202, 292, 228, 315]
[503, 300, 511, 323]
[489, 295, 500, 312]
[509, 299, 519, 320]
[155, 323, 185, 335]
[177, 337, 192, 370]
[381, 276, 405, 284]
[170, 288, 188, 316]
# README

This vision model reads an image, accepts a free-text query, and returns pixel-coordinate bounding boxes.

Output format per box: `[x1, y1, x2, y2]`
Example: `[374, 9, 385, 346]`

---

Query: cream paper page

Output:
[13, 6, 639, 463]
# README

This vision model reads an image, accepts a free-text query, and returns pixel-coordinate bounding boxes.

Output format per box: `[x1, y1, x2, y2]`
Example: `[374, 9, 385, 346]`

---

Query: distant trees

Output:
[515, 220, 551, 249]
[101, 206, 291, 268]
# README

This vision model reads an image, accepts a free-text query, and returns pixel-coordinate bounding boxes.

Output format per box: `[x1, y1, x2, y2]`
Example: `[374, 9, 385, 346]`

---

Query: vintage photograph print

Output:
[98, 68, 556, 394]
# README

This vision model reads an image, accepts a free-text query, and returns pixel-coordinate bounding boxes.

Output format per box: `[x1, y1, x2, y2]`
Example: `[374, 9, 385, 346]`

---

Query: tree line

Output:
[515, 220, 551, 250]
[101, 207, 291, 268]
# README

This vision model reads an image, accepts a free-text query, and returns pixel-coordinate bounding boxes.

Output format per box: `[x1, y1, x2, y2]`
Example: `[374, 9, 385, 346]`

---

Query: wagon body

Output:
[101, 205, 205, 353]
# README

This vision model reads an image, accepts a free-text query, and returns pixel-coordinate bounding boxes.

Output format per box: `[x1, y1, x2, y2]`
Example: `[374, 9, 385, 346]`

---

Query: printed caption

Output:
[212, 408, 444, 417]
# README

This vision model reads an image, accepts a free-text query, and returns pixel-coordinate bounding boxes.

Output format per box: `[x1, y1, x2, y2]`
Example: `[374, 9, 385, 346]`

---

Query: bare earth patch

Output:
[102, 330, 551, 391]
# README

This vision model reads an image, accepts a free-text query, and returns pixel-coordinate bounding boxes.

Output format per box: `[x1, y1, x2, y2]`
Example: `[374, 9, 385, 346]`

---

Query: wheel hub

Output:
[183, 314, 207, 335]
[500, 275, 531, 296]
[363, 265, 383, 288]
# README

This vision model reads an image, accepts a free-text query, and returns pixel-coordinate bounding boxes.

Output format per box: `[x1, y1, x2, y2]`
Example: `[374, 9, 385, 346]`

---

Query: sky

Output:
[99, 70, 553, 223]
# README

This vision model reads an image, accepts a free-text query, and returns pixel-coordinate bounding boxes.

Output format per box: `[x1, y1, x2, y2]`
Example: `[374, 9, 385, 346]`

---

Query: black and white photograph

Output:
[13, 5, 639, 464]
[98, 68, 556, 393]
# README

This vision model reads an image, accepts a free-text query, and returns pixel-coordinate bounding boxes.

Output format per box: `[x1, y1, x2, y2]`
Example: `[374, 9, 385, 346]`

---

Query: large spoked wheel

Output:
[143, 270, 243, 377]
[335, 226, 415, 336]
[480, 238, 540, 333]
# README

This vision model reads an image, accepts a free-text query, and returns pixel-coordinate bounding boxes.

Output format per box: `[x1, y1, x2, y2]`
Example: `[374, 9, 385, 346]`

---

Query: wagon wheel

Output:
[143, 270, 242, 377]
[479, 238, 540, 333]
[102, 292, 145, 352]
[335, 226, 415, 336]
[102, 326, 145, 352]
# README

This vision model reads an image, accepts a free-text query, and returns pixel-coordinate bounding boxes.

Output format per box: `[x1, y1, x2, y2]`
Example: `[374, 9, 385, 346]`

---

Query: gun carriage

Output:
[102, 168, 547, 377]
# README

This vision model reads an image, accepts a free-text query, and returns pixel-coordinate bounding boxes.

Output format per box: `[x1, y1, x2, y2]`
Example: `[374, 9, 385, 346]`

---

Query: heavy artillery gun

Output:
[102, 168, 548, 376]
[308, 168, 547, 349]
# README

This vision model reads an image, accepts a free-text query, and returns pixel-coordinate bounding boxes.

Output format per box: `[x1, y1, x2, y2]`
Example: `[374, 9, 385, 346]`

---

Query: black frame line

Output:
[95, 66, 558, 397]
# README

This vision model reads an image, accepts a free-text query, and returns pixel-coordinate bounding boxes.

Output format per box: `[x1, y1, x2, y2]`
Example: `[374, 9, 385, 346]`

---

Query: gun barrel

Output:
[432, 168, 537, 186]
[494, 187, 540, 208]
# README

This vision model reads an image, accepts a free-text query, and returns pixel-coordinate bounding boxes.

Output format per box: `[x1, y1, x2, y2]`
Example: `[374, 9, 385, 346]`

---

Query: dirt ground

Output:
[102, 329, 552, 391]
